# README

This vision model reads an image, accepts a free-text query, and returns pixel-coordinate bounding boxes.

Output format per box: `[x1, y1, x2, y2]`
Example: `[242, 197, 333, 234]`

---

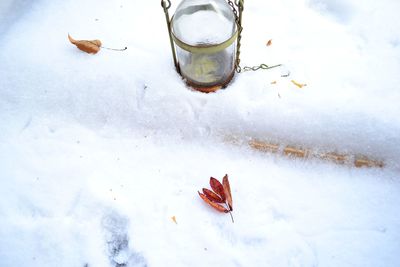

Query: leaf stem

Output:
[87, 40, 127, 52]
[228, 210, 234, 223]
[225, 203, 234, 223]
[101, 46, 127, 51]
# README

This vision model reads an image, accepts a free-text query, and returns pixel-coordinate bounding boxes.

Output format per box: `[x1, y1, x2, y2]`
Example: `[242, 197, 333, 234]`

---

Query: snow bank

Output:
[1, 123, 399, 267]
[1, 0, 399, 167]
[0, 0, 399, 266]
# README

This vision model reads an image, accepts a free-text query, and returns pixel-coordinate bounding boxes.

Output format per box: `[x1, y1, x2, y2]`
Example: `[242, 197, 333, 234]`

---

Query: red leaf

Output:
[198, 191, 228, 213]
[202, 188, 224, 203]
[210, 177, 226, 201]
[222, 174, 233, 211]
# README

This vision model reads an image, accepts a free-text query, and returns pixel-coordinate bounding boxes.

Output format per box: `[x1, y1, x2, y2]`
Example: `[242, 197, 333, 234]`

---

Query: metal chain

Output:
[161, 0, 180, 73]
[228, 0, 282, 73]
[242, 63, 282, 72]
[227, 0, 242, 72]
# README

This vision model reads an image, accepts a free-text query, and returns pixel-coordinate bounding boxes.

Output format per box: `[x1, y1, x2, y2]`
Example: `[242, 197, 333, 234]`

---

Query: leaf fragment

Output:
[68, 34, 101, 54]
[291, 80, 307, 88]
[171, 216, 178, 224]
[266, 39, 272, 46]
[209, 177, 225, 201]
[198, 191, 229, 213]
[202, 188, 224, 203]
[222, 174, 233, 211]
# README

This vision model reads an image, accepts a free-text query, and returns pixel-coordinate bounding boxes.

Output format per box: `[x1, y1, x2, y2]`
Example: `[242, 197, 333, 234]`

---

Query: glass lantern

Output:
[162, 0, 242, 93]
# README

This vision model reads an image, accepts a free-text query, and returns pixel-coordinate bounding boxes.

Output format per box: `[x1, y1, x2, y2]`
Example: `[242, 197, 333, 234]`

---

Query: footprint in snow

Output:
[102, 211, 147, 267]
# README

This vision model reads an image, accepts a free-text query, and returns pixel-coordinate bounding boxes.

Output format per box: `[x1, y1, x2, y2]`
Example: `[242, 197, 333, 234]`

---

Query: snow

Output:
[0, 0, 399, 267]
[172, 1, 235, 45]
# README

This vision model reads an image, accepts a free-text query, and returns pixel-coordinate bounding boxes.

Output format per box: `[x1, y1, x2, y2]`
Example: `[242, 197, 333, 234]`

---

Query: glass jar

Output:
[171, 0, 237, 92]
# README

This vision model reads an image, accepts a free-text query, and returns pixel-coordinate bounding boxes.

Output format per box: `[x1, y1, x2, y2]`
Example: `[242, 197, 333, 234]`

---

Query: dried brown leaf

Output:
[171, 216, 177, 224]
[222, 174, 233, 211]
[266, 39, 272, 46]
[210, 177, 225, 201]
[198, 191, 229, 213]
[68, 34, 101, 54]
[202, 188, 224, 203]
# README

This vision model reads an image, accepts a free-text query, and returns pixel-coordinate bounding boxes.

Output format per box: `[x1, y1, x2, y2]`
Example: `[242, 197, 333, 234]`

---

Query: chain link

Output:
[242, 63, 282, 72]
[227, 0, 238, 17]
[161, 0, 171, 9]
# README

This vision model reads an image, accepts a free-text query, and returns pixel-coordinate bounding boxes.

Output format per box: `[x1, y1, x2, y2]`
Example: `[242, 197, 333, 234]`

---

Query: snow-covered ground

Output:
[0, 0, 399, 266]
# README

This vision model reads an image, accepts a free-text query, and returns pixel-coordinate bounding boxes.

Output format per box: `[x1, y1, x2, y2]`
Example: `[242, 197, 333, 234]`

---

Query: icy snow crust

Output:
[0, 0, 399, 267]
